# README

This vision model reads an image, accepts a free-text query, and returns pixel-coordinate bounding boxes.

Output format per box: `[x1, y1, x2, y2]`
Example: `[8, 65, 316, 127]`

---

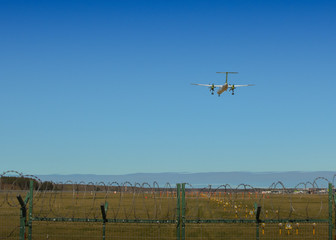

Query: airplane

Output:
[191, 72, 254, 96]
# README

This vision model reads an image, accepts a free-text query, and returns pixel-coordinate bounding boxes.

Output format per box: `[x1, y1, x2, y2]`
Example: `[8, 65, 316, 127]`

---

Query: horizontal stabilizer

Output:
[216, 72, 238, 74]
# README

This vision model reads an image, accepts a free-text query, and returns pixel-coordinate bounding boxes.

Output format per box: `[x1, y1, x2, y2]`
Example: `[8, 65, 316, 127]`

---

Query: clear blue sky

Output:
[1, 0, 335, 175]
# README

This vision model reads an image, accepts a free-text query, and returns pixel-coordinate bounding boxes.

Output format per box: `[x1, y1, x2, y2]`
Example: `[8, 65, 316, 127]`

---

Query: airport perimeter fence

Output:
[1, 170, 336, 240]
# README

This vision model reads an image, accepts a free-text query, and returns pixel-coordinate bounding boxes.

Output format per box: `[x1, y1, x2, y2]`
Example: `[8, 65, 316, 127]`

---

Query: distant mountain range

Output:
[35, 171, 336, 188]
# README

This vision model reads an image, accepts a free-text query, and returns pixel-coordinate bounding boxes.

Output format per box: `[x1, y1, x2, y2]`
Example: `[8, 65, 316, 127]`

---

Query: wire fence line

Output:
[0, 170, 336, 240]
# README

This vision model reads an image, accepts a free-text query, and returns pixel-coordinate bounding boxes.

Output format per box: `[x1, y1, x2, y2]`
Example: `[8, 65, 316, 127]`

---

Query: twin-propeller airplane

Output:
[192, 72, 254, 96]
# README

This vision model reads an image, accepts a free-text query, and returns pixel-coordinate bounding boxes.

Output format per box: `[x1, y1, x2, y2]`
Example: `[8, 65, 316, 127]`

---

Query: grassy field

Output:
[0, 186, 333, 239]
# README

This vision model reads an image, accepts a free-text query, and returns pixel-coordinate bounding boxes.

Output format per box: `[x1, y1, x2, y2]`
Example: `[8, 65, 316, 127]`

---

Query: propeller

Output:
[209, 83, 215, 95]
[229, 85, 235, 95]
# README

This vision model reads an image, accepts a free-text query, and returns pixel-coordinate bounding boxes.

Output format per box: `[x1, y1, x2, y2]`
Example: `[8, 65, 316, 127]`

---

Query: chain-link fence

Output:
[0, 170, 335, 240]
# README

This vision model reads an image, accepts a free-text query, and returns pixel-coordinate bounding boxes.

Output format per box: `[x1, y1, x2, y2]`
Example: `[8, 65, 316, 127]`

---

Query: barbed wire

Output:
[0, 170, 333, 221]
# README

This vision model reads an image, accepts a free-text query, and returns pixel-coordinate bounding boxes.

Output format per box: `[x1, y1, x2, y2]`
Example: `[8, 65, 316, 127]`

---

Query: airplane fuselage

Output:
[217, 83, 228, 95]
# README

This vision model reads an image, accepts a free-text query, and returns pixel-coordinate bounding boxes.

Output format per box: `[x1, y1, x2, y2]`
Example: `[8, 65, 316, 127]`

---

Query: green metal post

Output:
[17, 195, 26, 240]
[19, 209, 25, 240]
[256, 222, 260, 240]
[176, 184, 181, 240]
[28, 180, 34, 240]
[102, 222, 106, 240]
[181, 183, 186, 240]
[328, 183, 333, 240]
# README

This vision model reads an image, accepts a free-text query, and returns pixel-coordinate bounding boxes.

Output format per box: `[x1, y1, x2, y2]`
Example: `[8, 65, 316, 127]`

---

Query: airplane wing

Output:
[191, 83, 223, 88]
[229, 84, 255, 87]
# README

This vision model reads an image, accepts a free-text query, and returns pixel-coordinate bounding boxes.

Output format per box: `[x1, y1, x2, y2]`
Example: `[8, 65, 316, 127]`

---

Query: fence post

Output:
[28, 180, 34, 240]
[328, 183, 333, 240]
[181, 183, 186, 240]
[176, 184, 181, 240]
[16, 195, 26, 240]
[255, 202, 261, 240]
[100, 202, 108, 240]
